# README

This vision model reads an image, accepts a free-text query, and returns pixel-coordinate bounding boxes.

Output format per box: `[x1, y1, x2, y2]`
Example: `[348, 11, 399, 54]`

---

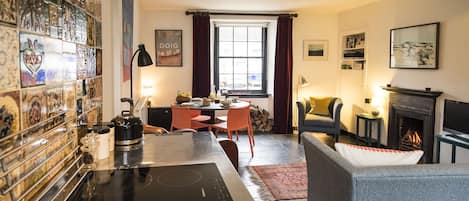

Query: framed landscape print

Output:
[155, 29, 182, 66]
[390, 22, 439, 69]
[303, 40, 328, 61]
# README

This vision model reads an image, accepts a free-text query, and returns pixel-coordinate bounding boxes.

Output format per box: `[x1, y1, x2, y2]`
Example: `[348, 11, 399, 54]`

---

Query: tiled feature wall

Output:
[0, 0, 102, 200]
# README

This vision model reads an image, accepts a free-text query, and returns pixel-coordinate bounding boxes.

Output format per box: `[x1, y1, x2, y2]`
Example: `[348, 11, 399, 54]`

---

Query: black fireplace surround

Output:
[382, 87, 442, 163]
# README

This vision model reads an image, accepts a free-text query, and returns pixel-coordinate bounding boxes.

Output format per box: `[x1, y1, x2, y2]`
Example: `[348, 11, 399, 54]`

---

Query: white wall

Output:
[338, 0, 469, 163]
[292, 11, 339, 126]
[138, 10, 193, 107]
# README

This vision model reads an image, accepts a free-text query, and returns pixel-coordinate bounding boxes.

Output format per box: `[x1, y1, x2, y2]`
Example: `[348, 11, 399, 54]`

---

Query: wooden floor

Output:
[215, 132, 359, 201]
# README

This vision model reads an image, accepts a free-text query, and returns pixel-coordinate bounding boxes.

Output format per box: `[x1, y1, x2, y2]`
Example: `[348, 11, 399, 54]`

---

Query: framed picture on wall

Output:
[390, 22, 439, 69]
[155, 29, 183, 67]
[303, 40, 328, 61]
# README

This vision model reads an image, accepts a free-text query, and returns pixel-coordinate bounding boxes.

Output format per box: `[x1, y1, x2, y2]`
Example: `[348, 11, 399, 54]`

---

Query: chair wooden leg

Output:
[248, 128, 254, 157]
[249, 125, 255, 146]
[215, 129, 219, 138]
[227, 130, 232, 139]
[235, 131, 239, 141]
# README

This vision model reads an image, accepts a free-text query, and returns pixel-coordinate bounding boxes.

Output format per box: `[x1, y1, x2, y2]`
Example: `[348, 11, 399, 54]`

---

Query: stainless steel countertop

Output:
[94, 131, 253, 201]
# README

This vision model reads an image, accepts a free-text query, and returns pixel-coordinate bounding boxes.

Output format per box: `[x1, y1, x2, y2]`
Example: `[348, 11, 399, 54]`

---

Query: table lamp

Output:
[130, 44, 153, 99]
[297, 75, 309, 100]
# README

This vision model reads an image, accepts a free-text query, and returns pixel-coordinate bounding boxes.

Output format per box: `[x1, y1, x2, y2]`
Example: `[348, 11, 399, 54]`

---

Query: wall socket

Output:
[364, 98, 371, 104]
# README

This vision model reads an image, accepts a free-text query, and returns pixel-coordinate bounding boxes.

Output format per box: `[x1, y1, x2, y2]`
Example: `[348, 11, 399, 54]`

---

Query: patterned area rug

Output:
[248, 162, 307, 201]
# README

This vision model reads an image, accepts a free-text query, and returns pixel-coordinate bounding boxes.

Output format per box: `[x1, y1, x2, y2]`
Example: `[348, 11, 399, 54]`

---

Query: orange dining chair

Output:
[216, 100, 254, 145]
[170, 106, 211, 132]
[212, 106, 254, 157]
[190, 110, 211, 122]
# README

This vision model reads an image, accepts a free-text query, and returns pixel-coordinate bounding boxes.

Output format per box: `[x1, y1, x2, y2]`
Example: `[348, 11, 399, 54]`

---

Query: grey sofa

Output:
[302, 134, 469, 201]
[296, 98, 343, 143]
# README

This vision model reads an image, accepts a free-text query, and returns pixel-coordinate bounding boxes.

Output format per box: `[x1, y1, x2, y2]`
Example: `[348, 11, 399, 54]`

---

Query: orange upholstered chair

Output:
[189, 110, 211, 122]
[170, 106, 211, 132]
[212, 106, 254, 157]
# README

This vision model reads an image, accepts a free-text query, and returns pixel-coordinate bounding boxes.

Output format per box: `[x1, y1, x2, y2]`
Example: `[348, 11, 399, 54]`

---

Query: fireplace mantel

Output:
[385, 86, 443, 163]
[382, 86, 442, 98]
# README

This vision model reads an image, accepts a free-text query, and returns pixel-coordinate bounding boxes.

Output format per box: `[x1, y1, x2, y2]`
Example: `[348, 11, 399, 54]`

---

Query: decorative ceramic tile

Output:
[74, 9, 87, 44]
[61, 1, 76, 42]
[86, 0, 95, 16]
[95, 21, 101, 47]
[76, 79, 84, 97]
[21, 86, 47, 129]
[94, 0, 101, 19]
[0, 90, 21, 139]
[49, 4, 61, 38]
[46, 86, 64, 117]
[86, 15, 95, 46]
[86, 78, 96, 100]
[44, 37, 63, 84]
[76, 45, 87, 79]
[76, 97, 83, 116]
[19, 32, 46, 88]
[62, 41, 77, 81]
[94, 77, 102, 98]
[63, 82, 76, 118]
[0, 0, 17, 25]
[87, 48, 96, 77]
[18, 0, 50, 35]
[96, 48, 102, 75]
[0, 26, 20, 90]
[86, 108, 97, 126]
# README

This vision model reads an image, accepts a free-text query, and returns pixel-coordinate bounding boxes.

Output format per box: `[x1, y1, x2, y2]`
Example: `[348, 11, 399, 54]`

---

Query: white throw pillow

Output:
[335, 143, 424, 167]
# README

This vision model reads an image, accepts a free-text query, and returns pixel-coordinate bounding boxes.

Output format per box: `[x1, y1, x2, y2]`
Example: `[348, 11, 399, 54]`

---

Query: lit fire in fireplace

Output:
[401, 130, 423, 150]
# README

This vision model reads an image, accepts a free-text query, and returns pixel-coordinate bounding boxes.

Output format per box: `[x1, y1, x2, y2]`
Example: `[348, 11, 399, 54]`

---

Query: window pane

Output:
[234, 74, 247, 90]
[219, 42, 233, 56]
[233, 27, 247, 41]
[219, 27, 233, 41]
[219, 58, 233, 74]
[248, 58, 262, 74]
[248, 74, 262, 90]
[233, 59, 247, 73]
[248, 42, 262, 57]
[248, 27, 262, 41]
[219, 74, 233, 90]
[233, 42, 247, 57]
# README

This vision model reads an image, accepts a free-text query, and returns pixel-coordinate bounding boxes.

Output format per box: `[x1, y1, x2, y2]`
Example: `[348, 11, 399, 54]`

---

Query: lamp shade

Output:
[137, 44, 153, 67]
[299, 75, 309, 88]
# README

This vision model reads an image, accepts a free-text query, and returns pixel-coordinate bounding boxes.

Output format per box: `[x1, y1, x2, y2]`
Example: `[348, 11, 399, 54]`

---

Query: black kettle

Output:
[112, 98, 144, 146]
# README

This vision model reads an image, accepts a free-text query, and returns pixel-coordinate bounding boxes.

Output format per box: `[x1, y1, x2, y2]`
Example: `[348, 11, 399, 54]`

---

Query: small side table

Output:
[436, 134, 469, 163]
[356, 113, 382, 147]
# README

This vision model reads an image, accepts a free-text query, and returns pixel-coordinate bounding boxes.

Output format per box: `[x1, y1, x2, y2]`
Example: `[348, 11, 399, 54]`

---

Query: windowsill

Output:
[226, 93, 271, 98]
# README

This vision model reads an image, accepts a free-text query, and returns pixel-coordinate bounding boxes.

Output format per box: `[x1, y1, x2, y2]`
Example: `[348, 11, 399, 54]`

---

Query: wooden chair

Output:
[170, 106, 211, 132]
[212, 106, 254, 157]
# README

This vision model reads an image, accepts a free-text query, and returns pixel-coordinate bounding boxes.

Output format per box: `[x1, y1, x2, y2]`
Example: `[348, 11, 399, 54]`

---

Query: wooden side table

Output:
[356, 113, 382, 147]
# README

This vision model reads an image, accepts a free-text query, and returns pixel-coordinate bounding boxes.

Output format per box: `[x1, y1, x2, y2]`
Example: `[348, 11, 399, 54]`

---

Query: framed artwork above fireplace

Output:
[390, 22, 439, 69]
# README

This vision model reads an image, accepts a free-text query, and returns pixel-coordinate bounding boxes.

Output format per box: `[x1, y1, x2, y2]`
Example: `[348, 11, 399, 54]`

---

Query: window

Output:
[214, 25, 267, 95]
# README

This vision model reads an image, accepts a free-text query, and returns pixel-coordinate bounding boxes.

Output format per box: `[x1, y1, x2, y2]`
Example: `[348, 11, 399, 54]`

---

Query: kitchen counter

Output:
[94, 131, 253, 201]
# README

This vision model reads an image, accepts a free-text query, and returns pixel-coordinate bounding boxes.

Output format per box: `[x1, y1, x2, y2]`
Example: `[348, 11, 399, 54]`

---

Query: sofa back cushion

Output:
[309, 97, 333, 116]
[335, 143, 423, 167]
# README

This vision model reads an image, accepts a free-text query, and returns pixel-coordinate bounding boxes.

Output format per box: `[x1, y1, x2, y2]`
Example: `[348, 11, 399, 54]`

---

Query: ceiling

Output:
[140, 0, 380, 12]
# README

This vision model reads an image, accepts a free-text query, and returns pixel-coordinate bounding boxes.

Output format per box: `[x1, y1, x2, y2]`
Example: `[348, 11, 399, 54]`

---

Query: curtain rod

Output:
[185, 11, 298, 18]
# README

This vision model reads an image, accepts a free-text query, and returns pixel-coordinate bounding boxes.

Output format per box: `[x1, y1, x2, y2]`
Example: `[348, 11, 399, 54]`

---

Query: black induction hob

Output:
[67, 163, 233, 201]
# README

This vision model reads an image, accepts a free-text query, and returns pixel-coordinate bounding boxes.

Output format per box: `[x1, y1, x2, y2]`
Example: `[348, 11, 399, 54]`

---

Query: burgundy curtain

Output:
[273, 15, 293, 134]
[192, 13, 211, 97]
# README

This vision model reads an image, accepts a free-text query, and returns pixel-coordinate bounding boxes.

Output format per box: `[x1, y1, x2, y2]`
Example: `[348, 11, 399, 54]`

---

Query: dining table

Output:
[184, 100, 250, 123]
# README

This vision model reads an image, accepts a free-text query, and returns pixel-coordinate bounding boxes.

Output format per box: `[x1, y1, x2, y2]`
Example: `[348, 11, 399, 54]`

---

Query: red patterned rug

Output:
[249, 162, 307, 200]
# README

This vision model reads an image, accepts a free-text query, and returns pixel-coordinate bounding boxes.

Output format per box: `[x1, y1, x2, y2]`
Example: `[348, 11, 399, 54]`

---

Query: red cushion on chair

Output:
[192, 115, 211, 122]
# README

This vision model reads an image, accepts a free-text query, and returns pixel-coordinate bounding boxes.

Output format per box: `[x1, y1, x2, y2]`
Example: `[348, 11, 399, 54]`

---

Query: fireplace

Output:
[383, 87, 442, 163]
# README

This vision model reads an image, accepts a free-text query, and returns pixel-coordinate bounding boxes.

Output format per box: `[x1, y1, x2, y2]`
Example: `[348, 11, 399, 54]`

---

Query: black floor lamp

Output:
[130, 44, 153, 99]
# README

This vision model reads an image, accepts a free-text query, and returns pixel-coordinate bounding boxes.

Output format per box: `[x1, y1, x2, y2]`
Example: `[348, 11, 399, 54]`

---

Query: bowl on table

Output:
[220, 99, 232, 107]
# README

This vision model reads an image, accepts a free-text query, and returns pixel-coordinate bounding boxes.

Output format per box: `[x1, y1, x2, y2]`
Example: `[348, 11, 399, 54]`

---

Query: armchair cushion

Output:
[308, 97, 332, 116]
[304, 114, 334, 127]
